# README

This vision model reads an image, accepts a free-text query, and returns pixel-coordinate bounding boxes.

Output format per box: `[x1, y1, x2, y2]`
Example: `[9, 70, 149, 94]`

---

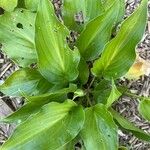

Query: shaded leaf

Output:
[0, 0, 17, 11]
[138, 99, 150, 121]
[93, 80, 112, 104]
[93, 80, 121, 106]
[92, 0, 148, 79]
[78, 58, 89, 84]
[35, 0, 80, 84]
[0, 9, 37, 67]
[0, 68, 53, 97]
[1, 100, 85, 150]
[80, 104, 118, 150]
[110, 109, 150, 142]
[76, 0, 119, 60]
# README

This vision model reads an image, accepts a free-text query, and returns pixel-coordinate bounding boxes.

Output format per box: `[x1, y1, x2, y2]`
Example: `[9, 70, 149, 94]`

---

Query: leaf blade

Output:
[76, 0, 119, 60]
[80, 104, 118, 150]
[0, 0, 17, 11]
[1, 100, 85, 150]
[110, 108, 150, 142]
[92, 0, 148, 79]
[138, 99, 150, 121]
[35, 0, 80, 84]
[0, 68, 53, 97]
[0, 9, 37, 67]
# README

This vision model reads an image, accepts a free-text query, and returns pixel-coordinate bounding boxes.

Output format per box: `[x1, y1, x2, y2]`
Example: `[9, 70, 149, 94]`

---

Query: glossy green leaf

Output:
[2, 85, 77, 123]
[110, 109, 150, 142]
[35, 0, 80, 84]
[0, 0, 17, 11]
[1, 100, 85, 150]
[0, 9, 37, 67]
[25, 0, 39, 11]
[138, 99, 150, 121]
[78, 58, 89, 84]
[106, 80, 121, 108]
[92, 0, 148, 79]
[80, 104, 118, 150]
[0, 68, 53, 97]
[76, 0, 119, 61]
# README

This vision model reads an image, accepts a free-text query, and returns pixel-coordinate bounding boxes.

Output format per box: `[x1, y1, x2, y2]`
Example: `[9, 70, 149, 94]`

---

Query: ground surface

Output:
[0, 0, 150, 149]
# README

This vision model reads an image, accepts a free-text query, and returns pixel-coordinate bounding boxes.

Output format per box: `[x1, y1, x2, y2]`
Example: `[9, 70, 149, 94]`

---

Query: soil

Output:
[0, 0, 150, 149]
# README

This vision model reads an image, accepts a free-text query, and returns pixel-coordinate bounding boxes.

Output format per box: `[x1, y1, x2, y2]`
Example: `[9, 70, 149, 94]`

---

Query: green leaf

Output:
[2, 85, 77, 123]
[0, 68, 53, 97]
[138, 99, 150, 121]
[0, 9, 37, 67]
[76, 0, 119, 60]
[17, 0, 26, 8]
[62, 0, 85, 32]
[80, 104, 118, 150]
[92, 0, 148, 79]
[59, 136, 80, 150]
[0, 0, 17, 11]
[93, 80, 111, 104]
[35, 0, 80, 84]
[116, 0, 125, 24]
[106, 80, 121, 108]
[62, 0, 114, 32]
[110, 109, 150, 142]
[24, 0, 39, 11]
[1, 100, 85, 150]
[78, 58, 89, 84]
[119, 146, 128, 150]
[93, 80, 121, 106]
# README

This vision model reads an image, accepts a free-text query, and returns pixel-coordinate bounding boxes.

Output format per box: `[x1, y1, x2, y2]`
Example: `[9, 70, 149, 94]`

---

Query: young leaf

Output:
[0, 9, 37, 67]
[106, 80, 121, 108]
[76, 0, 119, 61]
[0, 69, 53, 97]
[80, 104, 118, 150]
[35, 0, 80, 84]
[138, 99, 150, 121]
[92, 0, 148, 79]
[1, 100, 85, 150]
[110, 109, 150, 142]
[0, 0, 17, 11]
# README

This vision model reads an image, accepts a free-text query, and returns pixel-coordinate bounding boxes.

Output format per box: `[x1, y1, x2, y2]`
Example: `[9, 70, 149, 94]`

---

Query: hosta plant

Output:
[0, 0, 149, 149]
